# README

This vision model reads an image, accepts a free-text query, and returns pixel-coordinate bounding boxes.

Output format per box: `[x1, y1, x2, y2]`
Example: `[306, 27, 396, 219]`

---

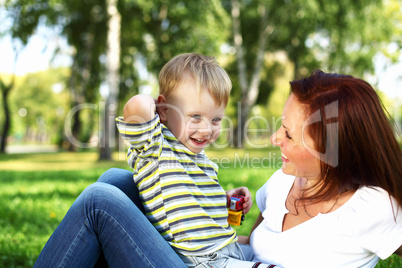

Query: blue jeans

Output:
[34, 168, 186, 268]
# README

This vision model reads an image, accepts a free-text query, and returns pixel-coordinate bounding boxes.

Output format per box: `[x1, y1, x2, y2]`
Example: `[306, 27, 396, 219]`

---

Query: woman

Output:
[34, 70, 402, 267]
[239, 70, 402, 267]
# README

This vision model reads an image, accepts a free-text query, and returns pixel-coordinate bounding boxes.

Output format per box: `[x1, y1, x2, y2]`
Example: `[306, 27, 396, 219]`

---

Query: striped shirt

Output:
[116, 114, 237, 256]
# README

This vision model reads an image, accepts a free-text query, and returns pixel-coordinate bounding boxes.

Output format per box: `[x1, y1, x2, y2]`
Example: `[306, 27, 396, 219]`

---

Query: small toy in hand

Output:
[227, 195, 245, 226]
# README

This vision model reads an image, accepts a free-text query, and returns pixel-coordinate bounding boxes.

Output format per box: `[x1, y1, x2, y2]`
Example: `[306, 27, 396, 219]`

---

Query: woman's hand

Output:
[226, 187, 253, 214]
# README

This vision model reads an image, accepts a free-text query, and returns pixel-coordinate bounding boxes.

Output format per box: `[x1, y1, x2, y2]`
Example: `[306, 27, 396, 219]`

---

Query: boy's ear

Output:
[156, 95, 168, 122]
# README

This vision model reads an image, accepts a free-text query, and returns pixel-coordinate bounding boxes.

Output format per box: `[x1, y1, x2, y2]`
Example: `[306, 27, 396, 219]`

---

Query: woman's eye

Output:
[285, 130, 292, 140]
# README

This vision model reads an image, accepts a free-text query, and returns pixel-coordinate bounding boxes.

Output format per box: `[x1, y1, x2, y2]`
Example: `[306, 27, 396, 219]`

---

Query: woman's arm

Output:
[238, 212, 264, 245]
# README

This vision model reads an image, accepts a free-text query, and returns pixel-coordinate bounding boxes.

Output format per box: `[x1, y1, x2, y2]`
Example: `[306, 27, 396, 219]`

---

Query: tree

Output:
[1, 0, 45, 152]
[0, 69, 16, 153]
[0, 38, 19, 153]
[3, 0, 230, 158]
[61, 0, 108, 151]
[99, 0, 121, 160]
[4, 0, 109, 152]
[12, 68, 70, 145]
[101, 0, 230, 159]
[115, 0, 231, 110]
[230, 0, 270, 147]
[4, 0, 397, 154]
[224, 0, 399, 147]
[137, 0, 230, 72]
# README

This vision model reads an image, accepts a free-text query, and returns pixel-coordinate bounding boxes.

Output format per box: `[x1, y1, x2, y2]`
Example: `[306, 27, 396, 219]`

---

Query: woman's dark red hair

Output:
[290, 70, 402, 207]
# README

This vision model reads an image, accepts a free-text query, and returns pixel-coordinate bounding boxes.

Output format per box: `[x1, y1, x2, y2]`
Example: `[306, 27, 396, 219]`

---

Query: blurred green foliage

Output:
[1, 0, 401, 151]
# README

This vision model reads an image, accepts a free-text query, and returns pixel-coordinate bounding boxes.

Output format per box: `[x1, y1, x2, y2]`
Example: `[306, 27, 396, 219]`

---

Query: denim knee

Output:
[96, 169, 144, 212]
[97, 168, 133, 183]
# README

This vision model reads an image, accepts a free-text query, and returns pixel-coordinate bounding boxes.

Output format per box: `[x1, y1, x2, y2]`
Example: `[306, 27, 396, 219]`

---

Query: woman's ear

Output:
[157, 95, 168, 122]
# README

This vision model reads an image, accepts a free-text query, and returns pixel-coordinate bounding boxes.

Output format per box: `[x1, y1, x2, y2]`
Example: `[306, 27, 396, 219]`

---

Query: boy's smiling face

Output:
[159, 73, 226, 154]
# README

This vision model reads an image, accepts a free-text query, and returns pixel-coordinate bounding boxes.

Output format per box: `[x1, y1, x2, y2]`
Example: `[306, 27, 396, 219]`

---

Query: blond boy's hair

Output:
[158, 53, 232, 106]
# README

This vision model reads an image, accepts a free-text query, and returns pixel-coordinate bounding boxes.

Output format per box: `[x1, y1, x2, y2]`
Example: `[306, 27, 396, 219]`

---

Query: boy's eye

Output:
[192, 115, 201, 120]
[212, 117, 222, 123]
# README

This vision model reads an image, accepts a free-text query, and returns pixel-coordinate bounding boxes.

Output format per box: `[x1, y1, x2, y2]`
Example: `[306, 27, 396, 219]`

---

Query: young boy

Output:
[116, 53, 263, 267]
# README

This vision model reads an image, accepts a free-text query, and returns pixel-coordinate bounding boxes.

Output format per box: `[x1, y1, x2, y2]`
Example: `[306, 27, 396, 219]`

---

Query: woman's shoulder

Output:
[342, 186, 401, 225]
[351, 186, 396, 209]
[343, 186, 402, 259]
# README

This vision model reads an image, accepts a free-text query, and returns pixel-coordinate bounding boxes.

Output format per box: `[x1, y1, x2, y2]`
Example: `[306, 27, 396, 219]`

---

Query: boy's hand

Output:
[226, 187, 253, 214]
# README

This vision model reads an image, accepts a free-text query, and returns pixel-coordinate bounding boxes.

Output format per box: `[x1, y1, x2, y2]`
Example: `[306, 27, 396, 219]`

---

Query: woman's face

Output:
[270, 94, 321, 180]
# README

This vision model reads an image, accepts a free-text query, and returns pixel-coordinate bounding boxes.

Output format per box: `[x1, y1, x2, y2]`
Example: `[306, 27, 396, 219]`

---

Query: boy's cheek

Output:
[212, 130, 221, 140]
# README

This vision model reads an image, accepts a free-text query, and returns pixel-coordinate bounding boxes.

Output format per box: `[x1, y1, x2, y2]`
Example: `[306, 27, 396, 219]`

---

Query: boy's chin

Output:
[187, 144, 206, 154]
[189, 147, 204, 154]
[187, 140, 209, 153]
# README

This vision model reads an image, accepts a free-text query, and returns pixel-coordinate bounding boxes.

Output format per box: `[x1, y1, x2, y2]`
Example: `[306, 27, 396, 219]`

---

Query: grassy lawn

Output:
[0, 148, 400, 267]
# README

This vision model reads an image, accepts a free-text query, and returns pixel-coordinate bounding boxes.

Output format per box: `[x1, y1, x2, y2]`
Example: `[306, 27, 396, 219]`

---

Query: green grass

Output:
[0, 149, 400, 267]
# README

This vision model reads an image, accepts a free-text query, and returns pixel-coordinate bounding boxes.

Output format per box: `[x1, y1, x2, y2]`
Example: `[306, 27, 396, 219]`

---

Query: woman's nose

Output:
[270, 130, 282, 146]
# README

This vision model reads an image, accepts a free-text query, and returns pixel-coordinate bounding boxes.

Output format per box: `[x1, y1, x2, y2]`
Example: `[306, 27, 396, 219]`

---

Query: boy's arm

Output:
[226, 187, 253, 214]
[123, 94, 156, 123]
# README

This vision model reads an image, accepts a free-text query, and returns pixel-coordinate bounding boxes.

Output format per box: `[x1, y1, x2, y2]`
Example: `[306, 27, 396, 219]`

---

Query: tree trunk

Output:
[66, 59, 81, 151]
[231, 0, 248, 148]
[0, 87, 11, 153]
[66, 31, 96, 151]
[0, 50, 17, 153]
[69, 109, 81, 150]
[99, 0, 121, 160]
[231, 1, 270, 148]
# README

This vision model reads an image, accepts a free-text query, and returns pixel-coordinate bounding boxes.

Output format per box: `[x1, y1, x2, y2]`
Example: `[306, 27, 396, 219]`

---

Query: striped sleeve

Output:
[116, 115, 162, 168]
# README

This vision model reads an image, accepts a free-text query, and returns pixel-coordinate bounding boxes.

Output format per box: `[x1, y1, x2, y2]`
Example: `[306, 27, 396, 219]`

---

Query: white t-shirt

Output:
[250, 169, 402, 268]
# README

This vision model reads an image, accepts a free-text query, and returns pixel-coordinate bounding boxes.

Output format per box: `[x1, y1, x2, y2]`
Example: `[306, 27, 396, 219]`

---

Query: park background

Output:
[0, 0, 401, 267]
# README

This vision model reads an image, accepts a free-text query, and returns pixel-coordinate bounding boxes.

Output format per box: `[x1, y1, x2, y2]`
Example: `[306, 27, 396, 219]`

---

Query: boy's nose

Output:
[198, 120, 212, 135]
